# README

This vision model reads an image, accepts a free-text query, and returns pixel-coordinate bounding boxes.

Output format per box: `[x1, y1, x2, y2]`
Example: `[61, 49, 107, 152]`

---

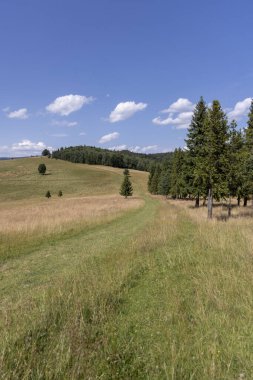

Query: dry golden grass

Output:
[0, 195, 143, 237]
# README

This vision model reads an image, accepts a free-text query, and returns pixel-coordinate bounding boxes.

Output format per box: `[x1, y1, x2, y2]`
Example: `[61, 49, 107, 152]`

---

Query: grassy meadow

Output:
[0, 158, 253, 379]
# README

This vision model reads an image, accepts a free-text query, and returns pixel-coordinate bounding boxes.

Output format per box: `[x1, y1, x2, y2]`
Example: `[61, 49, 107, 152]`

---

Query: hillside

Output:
[0, 158, 253, 379]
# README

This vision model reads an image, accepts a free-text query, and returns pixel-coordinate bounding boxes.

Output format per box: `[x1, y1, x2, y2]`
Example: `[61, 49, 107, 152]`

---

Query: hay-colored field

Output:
[0, 195, 143, 235]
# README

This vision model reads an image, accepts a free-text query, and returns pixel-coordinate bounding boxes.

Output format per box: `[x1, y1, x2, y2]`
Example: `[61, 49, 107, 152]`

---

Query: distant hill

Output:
[52, 145, 173, 171]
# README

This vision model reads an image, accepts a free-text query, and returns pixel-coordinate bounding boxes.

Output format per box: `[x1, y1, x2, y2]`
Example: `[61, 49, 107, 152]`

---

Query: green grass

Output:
[0, 157, 133, 201]
[0, 158, 253, 379]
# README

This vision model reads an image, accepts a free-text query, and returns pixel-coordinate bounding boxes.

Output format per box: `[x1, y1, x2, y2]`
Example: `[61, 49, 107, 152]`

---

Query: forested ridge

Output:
[52, 145, 173, 172]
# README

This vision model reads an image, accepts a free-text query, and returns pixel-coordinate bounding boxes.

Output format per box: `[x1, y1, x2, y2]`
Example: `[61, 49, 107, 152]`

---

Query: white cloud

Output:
[108, 145, 128, 151]
[109, 101, 147, 123]
[0, 140, 52, 157]
[228, 98, 252, 120]
[79, 132, 86, 136]
[46, 94, 94, 116]
[153, 111, 193, 129]
[99, 132, 119, 144]
[52, 120, 78, 127]
[162, 98, 195, 113]
[7, 108, 29, 119]
[108, 144, 159, 154]
[153, 98, 194, 129]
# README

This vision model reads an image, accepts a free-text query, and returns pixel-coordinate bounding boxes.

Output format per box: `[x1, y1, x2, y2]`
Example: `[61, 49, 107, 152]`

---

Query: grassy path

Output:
[1, 199, 253, 379]
[0, 195, 157, 301]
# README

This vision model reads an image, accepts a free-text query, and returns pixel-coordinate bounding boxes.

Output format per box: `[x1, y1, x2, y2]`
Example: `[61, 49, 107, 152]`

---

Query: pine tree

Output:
[148, 164, 156, 193]
[120, 172, 133, 198]
[185, 96, 208, 207]
[149, 165, 161, 194]
[170, 149, 187, 199]
[158, 169, 170, 196]
[243, 99, 253, 206]
[205, 100, 229, 218]
[45, 190, 51, 198]
[227, 121, 244, 214]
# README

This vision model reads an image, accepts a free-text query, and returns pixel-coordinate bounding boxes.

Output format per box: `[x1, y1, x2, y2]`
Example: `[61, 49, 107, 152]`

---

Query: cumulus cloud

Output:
[0, 140, 52, 157]
[109, 101, 147, 123]
[7, 108, 29, 119]
[99, 132, 120, 144]
[46, 94, 94, 116]
[228, 98, 252, 120]
[153, 98, 194, 129]
[52, 120, 78, 127]
[162, 98, 195, 113]
[153, 111, 193, 129]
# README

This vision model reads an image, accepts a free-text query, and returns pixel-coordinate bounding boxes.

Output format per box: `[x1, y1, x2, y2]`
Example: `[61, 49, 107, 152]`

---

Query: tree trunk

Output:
[207, 188, 213, 219]
[202, 197, 206, 206]
[228, 195, 232, 218]
[237, 196, 241, 207]
[243, 197, 248, 207]
[195, 193, 200, 208]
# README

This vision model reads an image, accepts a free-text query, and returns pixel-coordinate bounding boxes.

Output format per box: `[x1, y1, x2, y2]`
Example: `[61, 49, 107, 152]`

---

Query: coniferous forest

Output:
[148, 97, 253, 217]
[52, 98, 253, 218]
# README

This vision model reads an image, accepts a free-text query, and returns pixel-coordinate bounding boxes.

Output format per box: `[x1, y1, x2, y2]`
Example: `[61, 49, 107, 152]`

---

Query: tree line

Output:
[52, 145, 173, 172]
[148, 97, 253, 218]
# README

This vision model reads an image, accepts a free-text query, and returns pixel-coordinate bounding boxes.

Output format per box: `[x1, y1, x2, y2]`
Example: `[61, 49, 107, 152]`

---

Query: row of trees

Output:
[52, 145, 172, 172]
[149, 97, 253, 218]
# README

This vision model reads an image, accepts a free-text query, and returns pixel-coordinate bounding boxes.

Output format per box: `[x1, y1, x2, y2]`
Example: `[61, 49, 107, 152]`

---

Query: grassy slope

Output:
[1, 159, 253, 379]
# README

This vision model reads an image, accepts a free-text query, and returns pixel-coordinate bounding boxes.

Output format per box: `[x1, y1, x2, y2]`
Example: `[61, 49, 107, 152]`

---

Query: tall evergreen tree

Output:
[120, 171, 133, 198]
[227, 121, 244, 212]
[149, 165, 162, 194]
[170, 149, 187, 199]
[185, 96, 208, 207]
[205, 100, 229, 218]
[243, 99, 253, 206]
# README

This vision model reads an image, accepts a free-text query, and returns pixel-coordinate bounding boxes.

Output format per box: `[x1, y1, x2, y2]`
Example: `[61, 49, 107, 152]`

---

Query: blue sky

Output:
[0, 0, 253, 156]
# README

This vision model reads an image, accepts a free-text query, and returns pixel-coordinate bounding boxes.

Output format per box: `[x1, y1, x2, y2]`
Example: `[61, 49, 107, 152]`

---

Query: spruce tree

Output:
[45, 190, 51, 198]
[148, 164, 156, 193]
[243, 99, 253, 206]
[158, 169, 170, 196]
[185, 96, 208, 207]
[227, 121, 244, 214]
[150, 166, 162, 194]
[205, 100, 229, 218]
[120, 171, 133, 198]
[170, 149, 187, 199]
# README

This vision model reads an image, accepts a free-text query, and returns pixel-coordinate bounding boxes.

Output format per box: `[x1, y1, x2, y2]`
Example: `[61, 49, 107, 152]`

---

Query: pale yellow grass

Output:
[0, 195, 143, 237]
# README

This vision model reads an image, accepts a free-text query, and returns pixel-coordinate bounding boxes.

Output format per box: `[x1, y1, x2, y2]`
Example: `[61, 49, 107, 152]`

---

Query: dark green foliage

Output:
[205, 100, 229, 200]
[185, 97, 208, 205]
[38, 163, 47, 175]
[149, 166, 161, 194]
[120, 172, 133, 198]
[245, 99, 253, 151]
[158, 169, 170, 196]
[123, 168, 130, 176]
[170, 149, 188, 199]
[52, 145, 173, 172]
[58, 190, 63, 197]
[45, 190, 51, 198]
[42, 149, 50, 157]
